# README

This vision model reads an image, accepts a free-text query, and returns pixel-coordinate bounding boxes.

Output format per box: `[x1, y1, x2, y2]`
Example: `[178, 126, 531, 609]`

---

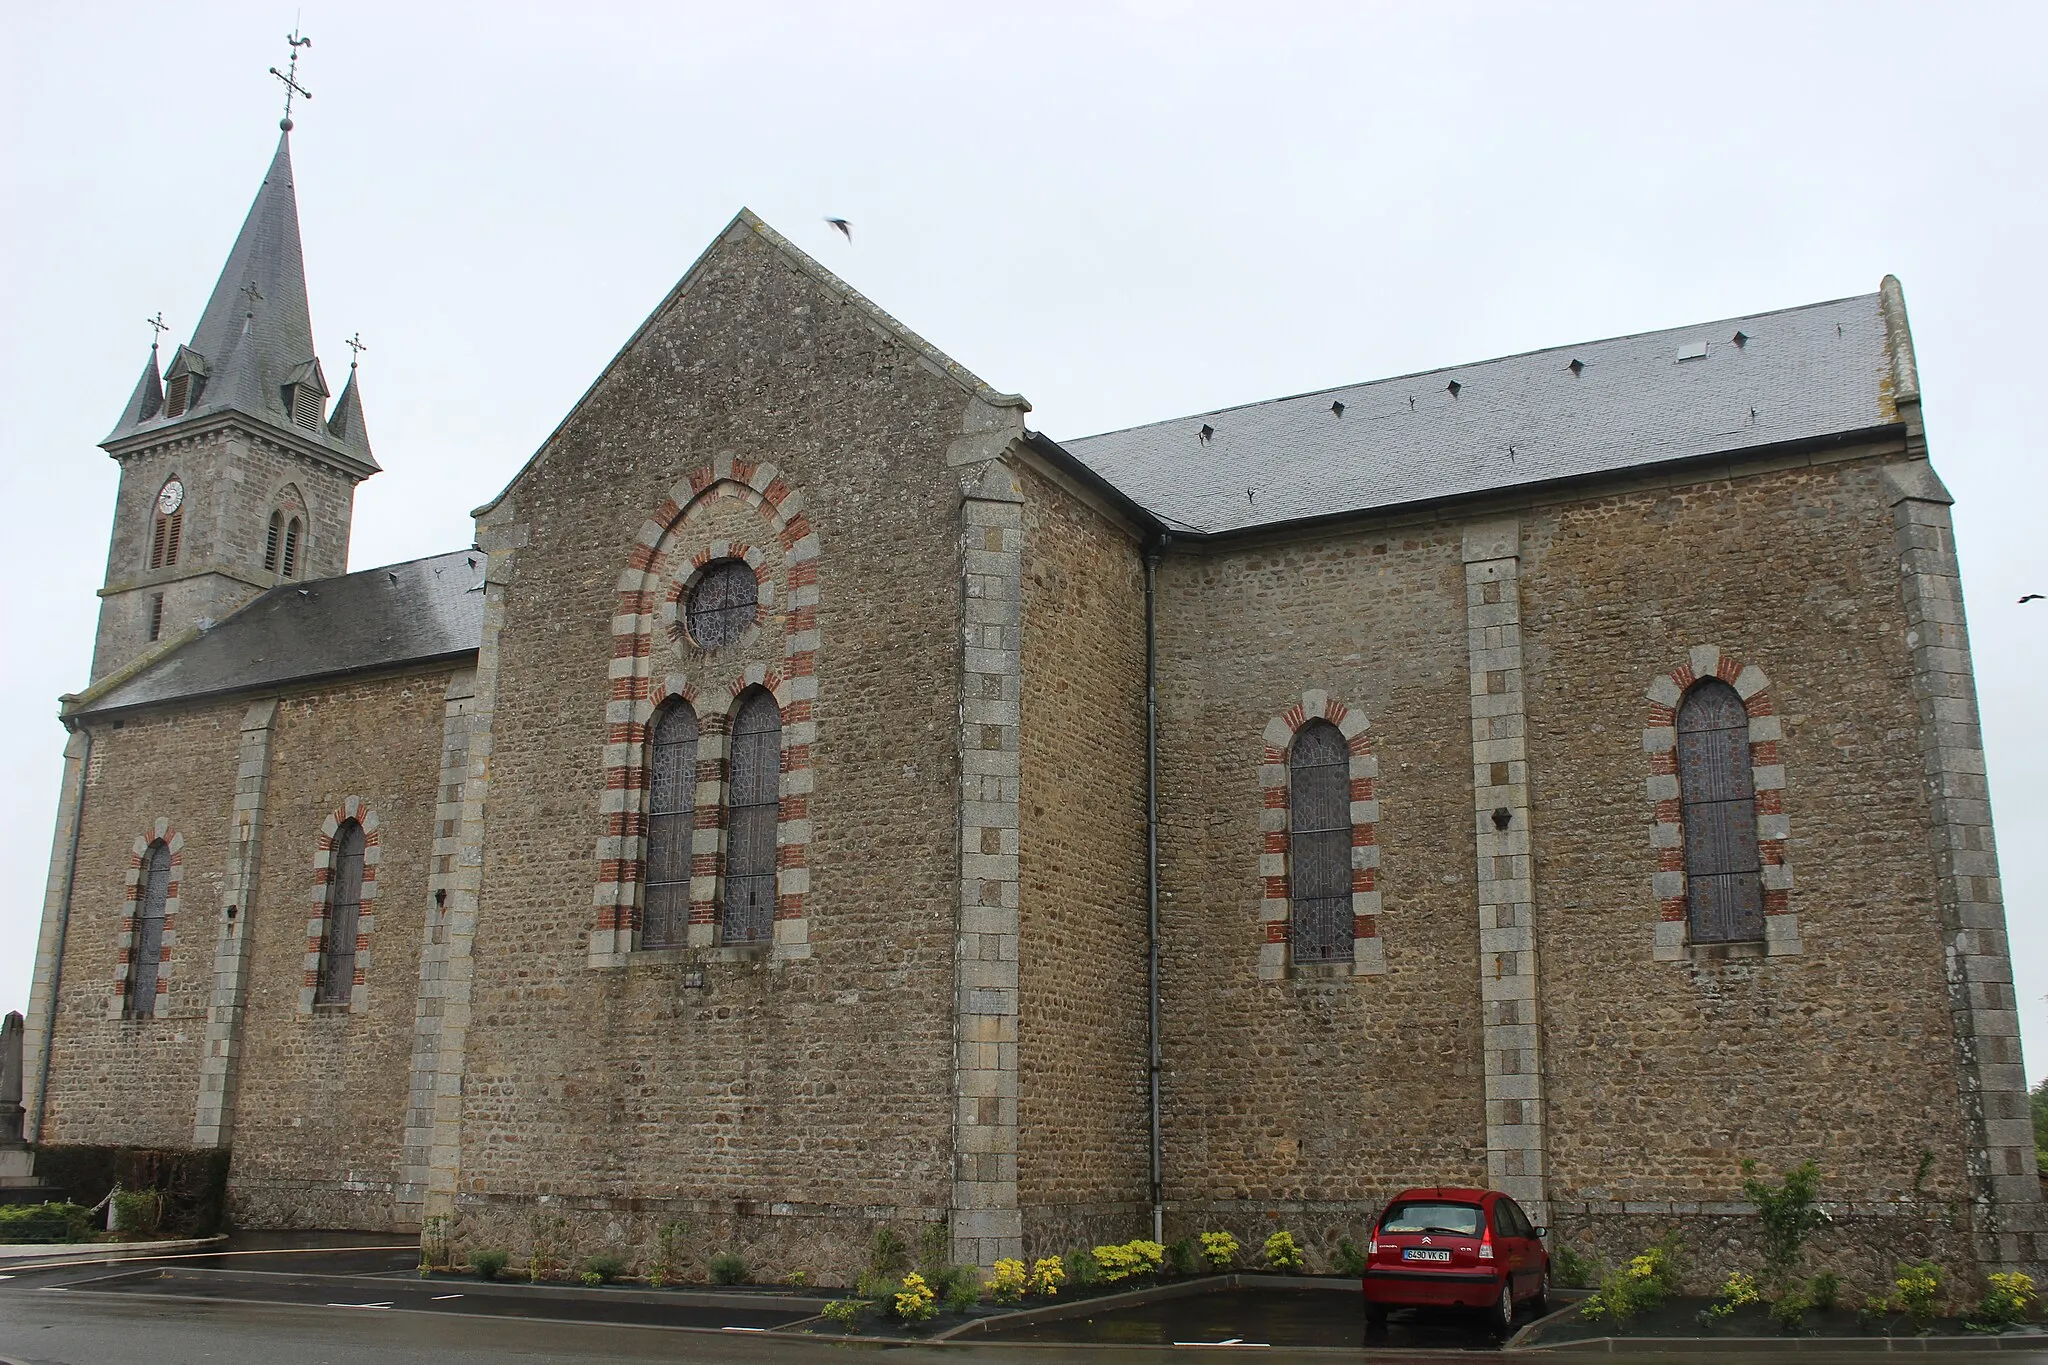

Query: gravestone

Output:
[0, 1012, 23, 1148]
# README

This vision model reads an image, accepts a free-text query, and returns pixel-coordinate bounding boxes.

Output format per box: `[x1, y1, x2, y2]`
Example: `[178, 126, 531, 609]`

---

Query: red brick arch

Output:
[590, 455, 819, 962]
[1257, 690, 1384, 980]
[110, 817, 183, 1017]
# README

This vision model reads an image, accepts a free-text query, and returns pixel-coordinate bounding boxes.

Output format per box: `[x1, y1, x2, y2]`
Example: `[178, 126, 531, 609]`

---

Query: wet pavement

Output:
[983, 1286, 1509, 1351]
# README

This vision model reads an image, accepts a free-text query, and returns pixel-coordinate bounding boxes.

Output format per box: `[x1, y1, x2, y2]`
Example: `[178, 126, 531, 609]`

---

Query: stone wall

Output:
[94, 424, 357, 680]
[37, 701, 244, 1147]
[225, 670, 454, 1229]
[1517, 446, 1987, 1279]
[1014, 463, 1151, 1256]
[440, 218, 1004, 1280]
[1152, 520, 1489, 1265]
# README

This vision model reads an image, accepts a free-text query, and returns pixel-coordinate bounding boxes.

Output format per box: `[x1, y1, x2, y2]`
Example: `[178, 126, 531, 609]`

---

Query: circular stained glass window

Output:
[685, 560, 759, 647]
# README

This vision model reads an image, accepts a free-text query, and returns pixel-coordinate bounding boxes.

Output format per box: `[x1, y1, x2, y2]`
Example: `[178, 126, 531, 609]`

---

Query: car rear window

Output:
[1378, 1202, 1484, 1236]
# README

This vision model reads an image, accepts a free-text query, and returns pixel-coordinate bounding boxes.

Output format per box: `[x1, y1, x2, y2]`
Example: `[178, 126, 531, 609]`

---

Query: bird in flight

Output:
[2022, 593, 2045, 604]
[826, 218, 852, 242]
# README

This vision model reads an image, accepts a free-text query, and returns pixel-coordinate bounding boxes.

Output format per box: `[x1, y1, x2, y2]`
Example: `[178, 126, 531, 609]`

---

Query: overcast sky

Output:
[4, 2, 2044, 1081]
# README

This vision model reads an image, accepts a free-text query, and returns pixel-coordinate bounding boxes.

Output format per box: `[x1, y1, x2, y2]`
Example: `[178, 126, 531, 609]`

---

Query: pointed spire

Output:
[104, 345, 164, 440]
[101, 132, 375, 476]
[325, 366, 377, 469]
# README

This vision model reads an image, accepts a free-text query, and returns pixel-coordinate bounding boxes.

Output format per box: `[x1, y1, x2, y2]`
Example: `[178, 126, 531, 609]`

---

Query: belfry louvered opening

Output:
[1677, 679, 1764, 942]
[722, 688, 781, 945]
[317, 819, 367, 1004]
[1288, 719, 1354, 964]
[127, 840, 171, 1017]
[643, 700, 698, 948]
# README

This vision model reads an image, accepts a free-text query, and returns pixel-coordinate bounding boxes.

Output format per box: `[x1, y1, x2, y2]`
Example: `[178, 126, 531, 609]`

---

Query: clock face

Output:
[157, 480, 184, 516]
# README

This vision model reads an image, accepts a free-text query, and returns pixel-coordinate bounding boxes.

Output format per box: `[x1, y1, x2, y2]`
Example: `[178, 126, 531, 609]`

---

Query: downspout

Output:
[1144, 535, 1168, 1244]
[33, 723, 91, 1145]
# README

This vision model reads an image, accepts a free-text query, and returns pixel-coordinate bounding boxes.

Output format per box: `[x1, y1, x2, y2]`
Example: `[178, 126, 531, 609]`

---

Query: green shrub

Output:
[892, 1271, 937, 1322]
[1580, 1236, 1683, 1327]
[708, 1252, 747, 1285]
[1808, 1270, 1840, 1312]
[647, 1220, 687, 1288]
[1164, 1237, 1197, 1276]
[1092, 1239, 1165, 1283]
[1551, 1243, 1597, 1289]
[1889, 1260, 1942, 1324]
[822, 1299, 868, 1333]
[31, 1146, 231, 1238]
[418, 1214, 453, 1275]
[581, 1252, 627, 1284]
[0, 1202, 94, 1244]
[987, 1257, 1027, 1304]
[1026, 1257, 1066, 1297]
[110, 1187, 163, 1236]
[1199, 1230, 1238, 1270]
[470, 1248, 510, 1281]
[1970, 1271, 2036, 1330]
[1063, 1248, 1098, 1287]
[1261, 1230, 1304, 1272]
[1741, 1159, 1829, 1287]
[1769, 1282, 1812, 1332]
[869, 1225, 910, 1279]
[854, 1271, 899, 1303]
[1696, 1270, 1761, 1327]
[916, 1222, 951, 1281]
[579, 1270, 603, 1287]
[527, 1211, 570, 1283]
[1332, 1237, 1367, 1276]
[944, 1275, 980, 1315]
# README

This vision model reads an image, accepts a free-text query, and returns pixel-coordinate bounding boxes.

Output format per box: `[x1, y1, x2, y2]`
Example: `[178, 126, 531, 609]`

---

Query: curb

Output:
[0, 1235, 227, 1267]
[1517, 1334, 2048, 1354]
[934, 1272, 1360, 1342]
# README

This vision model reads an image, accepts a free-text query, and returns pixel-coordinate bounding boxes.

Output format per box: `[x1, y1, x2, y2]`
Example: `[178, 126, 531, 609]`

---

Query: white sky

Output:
[4, 3, 2044, 1082]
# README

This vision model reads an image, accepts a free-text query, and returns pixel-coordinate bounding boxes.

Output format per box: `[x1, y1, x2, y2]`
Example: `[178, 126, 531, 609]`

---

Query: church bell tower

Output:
[91, 53, 377, 683]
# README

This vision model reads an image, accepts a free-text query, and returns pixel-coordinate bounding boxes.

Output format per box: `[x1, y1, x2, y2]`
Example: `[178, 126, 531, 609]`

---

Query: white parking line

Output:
[430, 1293, 463, 1301]
[721, 1326, 767, 1332]
[326, 1301, 394, 1309]
[1171, 1340, 1269, 1348]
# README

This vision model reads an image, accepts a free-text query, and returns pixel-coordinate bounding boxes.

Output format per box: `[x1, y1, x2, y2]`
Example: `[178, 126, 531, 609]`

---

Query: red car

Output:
[1361, 1185, 1550, 1330]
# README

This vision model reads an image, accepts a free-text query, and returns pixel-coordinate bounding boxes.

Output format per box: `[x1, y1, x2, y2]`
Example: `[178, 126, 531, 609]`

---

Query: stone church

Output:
[21, 124, 2041, 1283]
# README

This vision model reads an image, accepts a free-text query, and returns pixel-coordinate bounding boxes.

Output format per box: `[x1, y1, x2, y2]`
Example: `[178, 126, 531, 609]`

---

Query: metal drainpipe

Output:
[32, 723, 91, 1145]
[1144, 535, 1167, 1244]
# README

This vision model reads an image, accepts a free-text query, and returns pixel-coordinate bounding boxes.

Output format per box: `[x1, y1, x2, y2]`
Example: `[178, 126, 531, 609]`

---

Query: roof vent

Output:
[1198, 423, 1215, 443]
[1446, 380, 1462, 398]
[1731, 330, 1749, 348]
[1567, 359, 1584, 377]
[1330, 400, 1345, 417]
[1676, 340, 1709, 362]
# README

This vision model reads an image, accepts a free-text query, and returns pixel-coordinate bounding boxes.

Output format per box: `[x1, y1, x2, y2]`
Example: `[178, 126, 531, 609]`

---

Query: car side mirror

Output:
[1533, 1226, 1547, 1239]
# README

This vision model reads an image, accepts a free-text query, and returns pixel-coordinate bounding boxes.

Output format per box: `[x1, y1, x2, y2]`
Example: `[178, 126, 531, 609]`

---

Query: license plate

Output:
[1402, 1248, 1452, 1262]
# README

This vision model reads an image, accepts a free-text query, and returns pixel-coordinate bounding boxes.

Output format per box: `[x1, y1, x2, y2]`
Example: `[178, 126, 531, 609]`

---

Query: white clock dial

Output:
[157, 480, 184, 516]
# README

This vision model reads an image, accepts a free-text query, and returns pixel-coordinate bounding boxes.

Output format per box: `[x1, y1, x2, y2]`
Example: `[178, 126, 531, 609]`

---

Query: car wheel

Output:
[1492, 1278, 1515, 1331]
[1531, 1266, 1549, 1316]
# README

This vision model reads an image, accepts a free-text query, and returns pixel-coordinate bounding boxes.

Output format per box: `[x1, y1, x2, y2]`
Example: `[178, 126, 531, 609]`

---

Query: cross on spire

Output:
[239, 280, 265, 314]
[343, 331, 367, 370]
[269, 28, 313, 132]
[145, 311, 168, 350]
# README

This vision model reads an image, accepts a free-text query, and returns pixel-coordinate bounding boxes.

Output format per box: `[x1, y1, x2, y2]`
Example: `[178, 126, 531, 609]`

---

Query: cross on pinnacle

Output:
[344, 331, 367, 369]
[145, 312, 168, 349]
[239, 281, 264, 316]
[269, 29, 313, 132]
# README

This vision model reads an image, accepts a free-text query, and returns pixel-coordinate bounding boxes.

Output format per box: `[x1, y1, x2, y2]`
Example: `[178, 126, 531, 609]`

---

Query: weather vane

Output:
[344, 331, 367, 370]
[145, 312, 168, 350]
[269, 28, 313, 132]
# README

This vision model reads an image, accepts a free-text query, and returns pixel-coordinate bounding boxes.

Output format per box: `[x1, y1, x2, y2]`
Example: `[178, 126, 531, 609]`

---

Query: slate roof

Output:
[101, 134, 376, 472]
[1060, 290, 1902, 535]
[73, 550, 484, 717]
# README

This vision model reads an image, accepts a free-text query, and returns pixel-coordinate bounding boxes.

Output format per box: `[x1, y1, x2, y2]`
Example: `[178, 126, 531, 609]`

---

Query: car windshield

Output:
[1379, 1202, 1484, 1236]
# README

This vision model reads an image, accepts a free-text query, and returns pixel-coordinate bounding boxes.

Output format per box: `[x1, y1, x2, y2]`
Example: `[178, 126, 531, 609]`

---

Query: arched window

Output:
[280, 517, 302, 579]
[128, 840, 171, 1017]
[643, 701, 698, 948]
[264, 511, 283, 572]
[317, 820, 366, 1004]
[1677, 679, 1764, 943]
[1288, 719, 1353, 964]
[722, 688, 781, 944]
